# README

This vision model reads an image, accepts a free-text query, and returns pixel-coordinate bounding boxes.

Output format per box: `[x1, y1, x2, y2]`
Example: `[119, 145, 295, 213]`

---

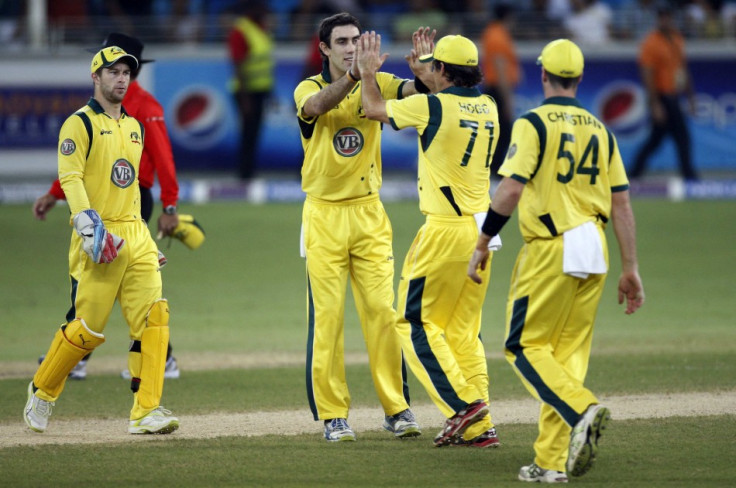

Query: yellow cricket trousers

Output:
[303, 194, 410, 421]
[396, 214, 495, 440]
[504, 235, 608, 472]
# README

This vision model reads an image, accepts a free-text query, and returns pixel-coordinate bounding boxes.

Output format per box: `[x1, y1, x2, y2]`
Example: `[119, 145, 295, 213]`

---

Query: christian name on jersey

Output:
[333, 127, 364, 157]
[547, 111, 602, 128]
[111, 159, 136, 188]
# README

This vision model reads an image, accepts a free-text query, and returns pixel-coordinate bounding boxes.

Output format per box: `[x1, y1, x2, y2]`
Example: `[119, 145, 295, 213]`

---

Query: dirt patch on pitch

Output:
[2, 391, 734, 449]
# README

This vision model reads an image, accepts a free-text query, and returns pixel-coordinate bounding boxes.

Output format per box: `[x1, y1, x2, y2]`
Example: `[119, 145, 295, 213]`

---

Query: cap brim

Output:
[85, 47, 153, 64]
[419, 54, 434, 63]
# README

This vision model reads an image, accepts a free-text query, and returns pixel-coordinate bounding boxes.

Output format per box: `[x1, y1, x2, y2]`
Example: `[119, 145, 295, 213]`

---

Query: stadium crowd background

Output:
[1, 0, 736, 48]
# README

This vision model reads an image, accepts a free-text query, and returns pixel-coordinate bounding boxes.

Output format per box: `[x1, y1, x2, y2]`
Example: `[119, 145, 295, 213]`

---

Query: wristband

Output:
[414, 76, 430, 94]
[346, 69, 359, 83]
[481, 208, 510, 238]
[163, 205, 177, 215]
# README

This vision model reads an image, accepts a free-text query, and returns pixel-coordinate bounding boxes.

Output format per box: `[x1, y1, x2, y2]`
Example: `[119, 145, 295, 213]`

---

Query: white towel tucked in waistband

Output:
[474, 213, 503, 251]
[563, 221, 607, 279]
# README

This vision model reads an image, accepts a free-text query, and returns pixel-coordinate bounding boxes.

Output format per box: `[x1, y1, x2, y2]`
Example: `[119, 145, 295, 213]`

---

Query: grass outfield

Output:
[1, 199, 735, 487]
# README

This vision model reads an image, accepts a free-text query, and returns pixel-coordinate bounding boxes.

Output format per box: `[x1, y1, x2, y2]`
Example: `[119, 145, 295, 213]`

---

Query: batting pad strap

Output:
[480, 208, 510, 238]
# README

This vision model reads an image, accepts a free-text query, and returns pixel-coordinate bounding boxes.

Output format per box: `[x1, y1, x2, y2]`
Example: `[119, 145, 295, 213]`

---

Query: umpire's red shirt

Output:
[49, 80, 179, 209]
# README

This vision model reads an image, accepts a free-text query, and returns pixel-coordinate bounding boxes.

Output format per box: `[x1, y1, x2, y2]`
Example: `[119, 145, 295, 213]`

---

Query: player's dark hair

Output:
[547, 72, 580, 90]
[317, 12, 361, 61]
[433, 60, 483, 88]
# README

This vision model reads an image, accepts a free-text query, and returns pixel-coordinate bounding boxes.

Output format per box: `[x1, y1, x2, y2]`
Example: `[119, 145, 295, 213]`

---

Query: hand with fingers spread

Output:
[356, 31, 389, 80]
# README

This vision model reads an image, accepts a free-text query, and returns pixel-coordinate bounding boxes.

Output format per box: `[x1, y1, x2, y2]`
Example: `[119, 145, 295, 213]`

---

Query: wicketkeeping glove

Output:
[73, 209, 125, 263]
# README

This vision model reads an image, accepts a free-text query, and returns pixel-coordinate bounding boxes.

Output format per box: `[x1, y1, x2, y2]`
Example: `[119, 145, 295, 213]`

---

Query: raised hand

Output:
[356, 31, 389, 79]
[406, 26, 436, 80]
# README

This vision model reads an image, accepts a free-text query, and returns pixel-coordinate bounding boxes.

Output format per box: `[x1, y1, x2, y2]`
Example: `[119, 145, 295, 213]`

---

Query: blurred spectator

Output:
[393, 0, 448, 41]
[548, 0, 573, 20]
[166, 0, 203, 44]
[228, 1, 274, 181]
[685, 0, 726, 37]
[613, 0, 659, 40]
[481, 3, 519, 177]
[0, 0, 23, 47]
[629, 6, 699, 181]
[564, 0, 613, 45]
[515, 0, 566, 40]
[105, 0, 155, 40]
[291, 0, 364, 41]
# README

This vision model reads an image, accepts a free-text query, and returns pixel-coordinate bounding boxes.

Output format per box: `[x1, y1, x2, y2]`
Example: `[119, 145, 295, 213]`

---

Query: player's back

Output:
[416, 88, 499, 217]
[503, 97, 628, 240]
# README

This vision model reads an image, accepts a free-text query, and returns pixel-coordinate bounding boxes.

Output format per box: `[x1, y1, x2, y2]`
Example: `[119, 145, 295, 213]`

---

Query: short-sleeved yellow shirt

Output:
[499, 96, 629, 241]
[387, 87, 498, 216]
[294, 70, 407, 201]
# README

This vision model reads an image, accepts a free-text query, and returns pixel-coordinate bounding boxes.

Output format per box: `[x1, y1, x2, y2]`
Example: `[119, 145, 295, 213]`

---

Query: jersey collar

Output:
[437, 86, 482, 97]
[542, 96, 582, 108]
[87, 97, 129, 116]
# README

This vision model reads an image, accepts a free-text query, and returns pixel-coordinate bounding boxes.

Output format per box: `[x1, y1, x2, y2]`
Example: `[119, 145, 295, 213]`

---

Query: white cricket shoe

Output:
[23, 382, 54, 433]
[567, 404, 611, 477]
[323, 418, 356, 442]
[519, 463, 568, 483]
[128, 406, 180, 434]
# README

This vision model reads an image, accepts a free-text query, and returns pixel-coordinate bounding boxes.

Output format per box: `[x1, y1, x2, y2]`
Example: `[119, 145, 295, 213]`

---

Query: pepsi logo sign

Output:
[594, 81, 647, 138]
[333, 127, 364, 157]
[170, 85, 228, 150]
[110, 159, 135, 188]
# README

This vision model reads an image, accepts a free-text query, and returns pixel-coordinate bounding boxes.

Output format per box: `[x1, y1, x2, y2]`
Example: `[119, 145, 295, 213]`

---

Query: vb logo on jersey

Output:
[111, 159, 135, 188]
[60, 138, 76, 156]
[333, 127, 364, 157]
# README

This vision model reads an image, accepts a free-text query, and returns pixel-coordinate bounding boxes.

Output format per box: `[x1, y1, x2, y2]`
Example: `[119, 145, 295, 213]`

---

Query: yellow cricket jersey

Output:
[386, 87, 498, 216]
[294, 70, 407, 201]
[58, 98, 144, 223]
[499, 96, 629, 241]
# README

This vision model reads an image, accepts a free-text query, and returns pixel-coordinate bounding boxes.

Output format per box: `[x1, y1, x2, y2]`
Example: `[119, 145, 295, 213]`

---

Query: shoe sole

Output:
[325, 434, 356, 442]
[129, 419, 180, 435]
[569, 407, 610, 477]
[434, 403, 489, 447]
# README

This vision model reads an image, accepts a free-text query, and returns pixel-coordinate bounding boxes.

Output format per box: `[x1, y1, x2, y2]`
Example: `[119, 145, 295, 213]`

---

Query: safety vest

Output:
[232, 17, 274, 92]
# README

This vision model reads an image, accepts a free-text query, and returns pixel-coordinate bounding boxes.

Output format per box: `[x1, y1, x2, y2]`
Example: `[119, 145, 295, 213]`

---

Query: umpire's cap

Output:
[88, 33, 154, 65]
[90, 46, 139, 74]
[537, 39, 584, 78]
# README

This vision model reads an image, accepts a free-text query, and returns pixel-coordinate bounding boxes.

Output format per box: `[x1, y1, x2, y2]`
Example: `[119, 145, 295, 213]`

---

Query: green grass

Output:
[1, 198, 735, 487]
[2, 417, 735, 487]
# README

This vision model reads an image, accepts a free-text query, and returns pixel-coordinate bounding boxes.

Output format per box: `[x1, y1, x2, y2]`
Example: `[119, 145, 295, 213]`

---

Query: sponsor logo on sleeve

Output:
[110, 159, 136, 188]
[130, 132, 141, 144]
[60, 138, 76, 155]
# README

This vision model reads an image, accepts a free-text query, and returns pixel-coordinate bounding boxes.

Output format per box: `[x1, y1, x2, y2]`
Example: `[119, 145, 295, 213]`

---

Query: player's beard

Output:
[101, 83, 127, 105]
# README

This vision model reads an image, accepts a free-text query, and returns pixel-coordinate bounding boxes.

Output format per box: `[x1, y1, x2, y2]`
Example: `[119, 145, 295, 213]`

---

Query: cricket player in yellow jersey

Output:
[358, 32, 501, 448]
[23, 46, 179, 435]
[294, 13, 434, 442]
[469, 40, 645, 482]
